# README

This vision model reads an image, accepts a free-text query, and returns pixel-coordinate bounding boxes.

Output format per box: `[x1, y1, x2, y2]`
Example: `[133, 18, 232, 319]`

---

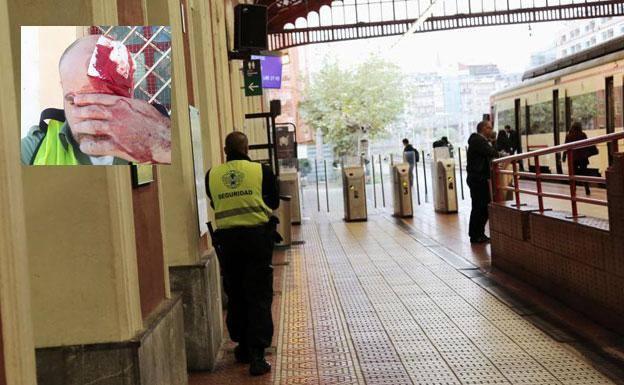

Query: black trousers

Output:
[218, 226, 274, 350]
[467, 178, 491, 240]
[574, 161, 591, 195]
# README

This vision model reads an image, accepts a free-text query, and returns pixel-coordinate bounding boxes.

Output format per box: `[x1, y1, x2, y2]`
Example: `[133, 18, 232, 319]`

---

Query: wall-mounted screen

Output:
[251, 55, 282, 89]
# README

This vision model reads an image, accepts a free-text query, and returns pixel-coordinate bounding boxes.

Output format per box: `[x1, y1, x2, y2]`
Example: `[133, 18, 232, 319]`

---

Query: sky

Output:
[303, 20, 569, 75]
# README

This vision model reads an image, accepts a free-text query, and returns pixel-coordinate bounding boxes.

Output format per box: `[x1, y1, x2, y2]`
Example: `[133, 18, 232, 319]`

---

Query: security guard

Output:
[205, 131, 279, 376]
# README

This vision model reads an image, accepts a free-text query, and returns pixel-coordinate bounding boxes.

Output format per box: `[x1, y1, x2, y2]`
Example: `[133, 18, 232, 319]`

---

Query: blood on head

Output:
[89, 41, 135, 98]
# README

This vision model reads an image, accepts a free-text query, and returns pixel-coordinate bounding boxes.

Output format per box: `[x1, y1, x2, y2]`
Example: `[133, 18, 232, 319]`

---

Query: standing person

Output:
[466, 120, 499, 244]
[206, 131, 280, 376]
[563, 121, 594, 195]
[496, 125, 514, 155]
[402, 138, 420, 186]
[510, 126, 520, 155]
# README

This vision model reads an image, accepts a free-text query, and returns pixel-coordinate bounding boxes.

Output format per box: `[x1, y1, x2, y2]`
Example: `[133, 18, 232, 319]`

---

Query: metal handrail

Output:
[492, 131, 624, 217]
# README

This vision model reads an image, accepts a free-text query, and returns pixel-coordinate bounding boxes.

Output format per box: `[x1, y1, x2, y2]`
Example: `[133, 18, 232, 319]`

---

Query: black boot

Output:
[249, 347, 271, 376]
[234, 344, 250, 364]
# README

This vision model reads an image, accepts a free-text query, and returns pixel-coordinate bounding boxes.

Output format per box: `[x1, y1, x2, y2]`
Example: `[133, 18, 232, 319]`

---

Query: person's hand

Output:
[68, 93, 171, 164]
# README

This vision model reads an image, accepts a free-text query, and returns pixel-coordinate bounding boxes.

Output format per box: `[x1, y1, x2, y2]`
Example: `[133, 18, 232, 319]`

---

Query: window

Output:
[570, 92, 600, 131]
[529, 101, 553, 134]
[497, 108, 514, 132]
[520, 104, 527, 135]
[562, 49, 567, 56]
[608, 29, 614, 38]
[615, 86, 623, 129]
[559, 98, 566, 134]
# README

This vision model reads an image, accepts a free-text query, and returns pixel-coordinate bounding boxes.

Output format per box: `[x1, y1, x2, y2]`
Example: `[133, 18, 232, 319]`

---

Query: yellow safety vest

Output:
[209, 160, 272, 229]
[33, 119, 79, 166]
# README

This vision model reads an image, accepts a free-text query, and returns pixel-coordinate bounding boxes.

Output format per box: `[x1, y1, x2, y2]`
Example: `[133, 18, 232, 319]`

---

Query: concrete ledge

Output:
[169, 251, 223, 371]
[36, 294, 187, 385]
[491, 203, 624, 334]
[489, 203, 532, 241]
[530, 212, 609, 270]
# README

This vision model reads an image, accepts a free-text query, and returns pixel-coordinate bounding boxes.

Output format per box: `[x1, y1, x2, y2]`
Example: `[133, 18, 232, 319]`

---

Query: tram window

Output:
[615, 85, 623, 128]
[520, 105, 527, 135]
[570, 92, 599, 131]
[497, 109, 514, 132]
[559, 98, 566, 132]
[597, 88, 607, 129]
[529, 101, 553, 134]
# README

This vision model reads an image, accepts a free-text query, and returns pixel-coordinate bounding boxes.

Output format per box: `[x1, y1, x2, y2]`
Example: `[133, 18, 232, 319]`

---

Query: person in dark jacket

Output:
[510, 127, 520, 155]
[562, 121, 592, 195]
[466, 120, 499, 244]
[205, 131, 279, 376]
[496, 125, 515, 155]
[402, 138, 420, 186]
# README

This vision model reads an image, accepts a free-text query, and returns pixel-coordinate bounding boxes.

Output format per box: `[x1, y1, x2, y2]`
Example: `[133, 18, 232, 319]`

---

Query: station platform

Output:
[189, 186, 623, 385]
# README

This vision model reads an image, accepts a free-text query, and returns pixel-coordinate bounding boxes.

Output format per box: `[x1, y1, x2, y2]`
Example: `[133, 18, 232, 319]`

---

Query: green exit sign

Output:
[243, 59, 262, 97]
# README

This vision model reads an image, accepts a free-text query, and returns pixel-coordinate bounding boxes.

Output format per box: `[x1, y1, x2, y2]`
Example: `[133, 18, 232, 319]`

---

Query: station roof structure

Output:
[256, 0, 624, 50]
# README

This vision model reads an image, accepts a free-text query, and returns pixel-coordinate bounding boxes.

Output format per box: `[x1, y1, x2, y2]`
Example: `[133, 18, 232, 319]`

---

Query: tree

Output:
[299, 55, 406, 158]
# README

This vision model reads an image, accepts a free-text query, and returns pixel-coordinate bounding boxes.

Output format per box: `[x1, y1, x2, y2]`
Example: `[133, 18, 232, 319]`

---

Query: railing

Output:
[491, 132, 624, 218]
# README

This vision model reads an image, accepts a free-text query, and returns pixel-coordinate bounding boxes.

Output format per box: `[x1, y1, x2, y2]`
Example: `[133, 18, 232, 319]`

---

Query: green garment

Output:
[21, 117, 129, 166]
[208, 159, 272, 229]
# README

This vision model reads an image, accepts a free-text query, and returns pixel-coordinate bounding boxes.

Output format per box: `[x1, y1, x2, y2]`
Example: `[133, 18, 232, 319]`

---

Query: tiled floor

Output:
[189, 195, 616, 385]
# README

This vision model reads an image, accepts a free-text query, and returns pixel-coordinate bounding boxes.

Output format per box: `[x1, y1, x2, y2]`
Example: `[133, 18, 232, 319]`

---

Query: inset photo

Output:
[21, 26, 172, 165]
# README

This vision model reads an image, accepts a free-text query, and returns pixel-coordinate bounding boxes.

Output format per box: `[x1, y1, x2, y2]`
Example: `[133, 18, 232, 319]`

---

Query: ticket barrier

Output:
[278, 170, 302, 224]
[342, 166, 367, 221]
[275, 195, 292, 247]
[431, 146, 458, 213]
[391, 163, 413, 218]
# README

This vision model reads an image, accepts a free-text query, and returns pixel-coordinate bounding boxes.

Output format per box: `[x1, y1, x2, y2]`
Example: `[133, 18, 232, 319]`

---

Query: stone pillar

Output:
[150, 0, 225, 371]
[0, 1, 37, 383]
[7, 1, 187, 384]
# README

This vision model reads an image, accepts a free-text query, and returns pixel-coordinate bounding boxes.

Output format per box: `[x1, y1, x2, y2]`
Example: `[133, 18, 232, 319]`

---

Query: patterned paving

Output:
[190, 211, 616, 385]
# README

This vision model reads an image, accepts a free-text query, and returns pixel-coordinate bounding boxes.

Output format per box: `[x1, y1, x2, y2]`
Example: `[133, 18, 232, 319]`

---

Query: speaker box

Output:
[234, 4, 268, 51]
[270, 99, 281, 117]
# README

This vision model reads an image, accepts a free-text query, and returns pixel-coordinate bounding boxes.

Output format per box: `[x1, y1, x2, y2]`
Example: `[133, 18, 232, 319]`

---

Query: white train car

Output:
[490, 36, 624, 176]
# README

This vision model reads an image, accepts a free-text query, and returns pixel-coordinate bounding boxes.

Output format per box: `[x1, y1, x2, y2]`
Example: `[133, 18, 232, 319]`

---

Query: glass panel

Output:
[596, 88, 606, 130]
[529, 100, 553, 134]
[570, 92, 599, 130]
[497, 109, 514, 132]
[559, 98, 566, 133]
[520, 104, 527, 135]
[615, 85, 623, 128]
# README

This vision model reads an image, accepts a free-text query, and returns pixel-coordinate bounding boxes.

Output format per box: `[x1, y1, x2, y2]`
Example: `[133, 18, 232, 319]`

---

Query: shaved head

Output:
[225, 131, 249, 156]
[59, 34, 100, 71]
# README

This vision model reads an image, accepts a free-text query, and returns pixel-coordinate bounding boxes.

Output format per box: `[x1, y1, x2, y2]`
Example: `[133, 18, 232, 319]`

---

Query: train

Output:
[490, 35, 624, 176]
